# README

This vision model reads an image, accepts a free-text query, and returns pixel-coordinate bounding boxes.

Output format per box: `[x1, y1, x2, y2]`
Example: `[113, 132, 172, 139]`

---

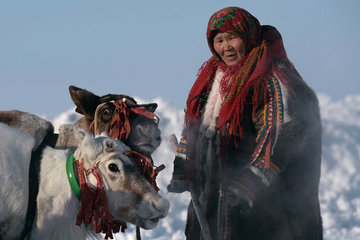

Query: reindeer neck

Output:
[30, 147, 97, 240]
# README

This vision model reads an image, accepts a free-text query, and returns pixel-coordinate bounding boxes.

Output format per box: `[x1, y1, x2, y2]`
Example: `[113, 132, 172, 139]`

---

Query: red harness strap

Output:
[125, 150, 165, 191]
[130, 106, 159, 124]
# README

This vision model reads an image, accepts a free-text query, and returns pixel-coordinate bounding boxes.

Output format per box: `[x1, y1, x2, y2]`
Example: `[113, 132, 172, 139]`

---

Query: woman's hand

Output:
[167, 156, 191, 193]
[167, 134, 190, 193]
[227, 167, 265, 217]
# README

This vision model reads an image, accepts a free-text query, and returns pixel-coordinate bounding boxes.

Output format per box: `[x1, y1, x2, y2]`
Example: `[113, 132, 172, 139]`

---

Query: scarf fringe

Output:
[186, 34, 294, 169]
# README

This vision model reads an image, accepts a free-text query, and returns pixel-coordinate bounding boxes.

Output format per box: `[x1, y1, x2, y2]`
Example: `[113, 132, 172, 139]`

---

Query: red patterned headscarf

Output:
[206, 7, 261, 62]
[185, 7, 295, 138]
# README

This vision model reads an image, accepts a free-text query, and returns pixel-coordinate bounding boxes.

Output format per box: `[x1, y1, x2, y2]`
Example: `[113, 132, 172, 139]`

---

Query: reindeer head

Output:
[69, 85, 161, 155]
[72, 128, 169, 232]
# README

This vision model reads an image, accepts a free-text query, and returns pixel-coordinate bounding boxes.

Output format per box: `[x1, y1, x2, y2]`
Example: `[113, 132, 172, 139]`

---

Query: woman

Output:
[168, 7, 322, 240]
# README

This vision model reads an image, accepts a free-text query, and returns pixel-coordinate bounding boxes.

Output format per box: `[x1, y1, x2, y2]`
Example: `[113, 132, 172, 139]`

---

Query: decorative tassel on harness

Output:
[109, 101, 131, 141]
[75, 160, 127, 239]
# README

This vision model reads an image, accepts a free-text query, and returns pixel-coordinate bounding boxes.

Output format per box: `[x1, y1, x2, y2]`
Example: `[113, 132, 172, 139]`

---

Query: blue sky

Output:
[1, 0, 359, 116]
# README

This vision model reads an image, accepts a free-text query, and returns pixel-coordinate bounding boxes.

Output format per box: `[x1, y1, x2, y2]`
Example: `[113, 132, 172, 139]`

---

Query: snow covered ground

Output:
[318, 94, 360, 240]
[47, 94, 360, 240]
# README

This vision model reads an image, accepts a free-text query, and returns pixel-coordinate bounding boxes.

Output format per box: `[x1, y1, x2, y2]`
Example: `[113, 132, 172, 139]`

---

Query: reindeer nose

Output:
[137, 125, 161, 140]
[152, 198, 170, 217]
[153, 127, 161, 142]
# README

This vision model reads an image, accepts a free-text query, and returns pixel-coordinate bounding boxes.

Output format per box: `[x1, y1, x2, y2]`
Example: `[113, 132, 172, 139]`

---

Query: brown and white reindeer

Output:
[0, 85, 162, 156]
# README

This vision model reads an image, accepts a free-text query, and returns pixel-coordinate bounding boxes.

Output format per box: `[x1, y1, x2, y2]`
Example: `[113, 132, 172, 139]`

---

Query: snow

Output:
[45, 94, 360, 239]
[318, 94, 360, 240]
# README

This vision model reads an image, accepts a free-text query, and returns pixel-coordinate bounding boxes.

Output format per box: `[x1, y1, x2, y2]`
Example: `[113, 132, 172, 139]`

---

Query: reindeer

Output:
[0, 86, 165, 239]
[0, 85, 162, 155]
[0, 124, 170, 240]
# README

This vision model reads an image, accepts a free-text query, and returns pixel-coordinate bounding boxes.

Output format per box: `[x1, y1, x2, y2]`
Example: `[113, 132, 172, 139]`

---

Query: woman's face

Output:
[213, 32, 246, 66]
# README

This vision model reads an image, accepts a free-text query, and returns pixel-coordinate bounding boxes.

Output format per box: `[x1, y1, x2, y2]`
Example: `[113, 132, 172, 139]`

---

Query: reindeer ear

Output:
[103, 138, 130, 153]
[73, 126, 92, 144]
[69, 85, 100, 118]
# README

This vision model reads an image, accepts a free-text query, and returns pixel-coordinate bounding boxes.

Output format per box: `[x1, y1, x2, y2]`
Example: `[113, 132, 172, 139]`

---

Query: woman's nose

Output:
[223, 40, 232, 50]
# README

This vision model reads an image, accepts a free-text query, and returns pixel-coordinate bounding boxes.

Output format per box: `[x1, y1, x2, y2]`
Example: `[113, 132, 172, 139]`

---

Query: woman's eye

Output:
[108, 163, 120, 173]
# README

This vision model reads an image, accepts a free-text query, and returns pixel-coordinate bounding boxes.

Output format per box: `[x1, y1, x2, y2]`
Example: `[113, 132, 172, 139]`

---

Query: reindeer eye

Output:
[108, 163, 119, 173]
[101, 107, 113, 121]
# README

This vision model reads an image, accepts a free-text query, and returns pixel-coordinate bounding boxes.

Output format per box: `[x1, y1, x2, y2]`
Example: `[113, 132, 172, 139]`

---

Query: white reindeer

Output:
[0, 123, 170, 239]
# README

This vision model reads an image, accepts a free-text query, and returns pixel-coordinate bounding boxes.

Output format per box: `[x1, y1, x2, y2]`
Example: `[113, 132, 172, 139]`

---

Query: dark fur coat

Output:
[175, 61, 322, 240]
